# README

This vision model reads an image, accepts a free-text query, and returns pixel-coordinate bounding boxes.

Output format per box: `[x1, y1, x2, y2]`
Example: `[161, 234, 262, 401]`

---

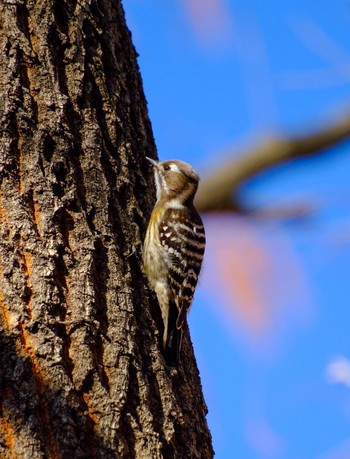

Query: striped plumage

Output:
[143, 158, 205, 364]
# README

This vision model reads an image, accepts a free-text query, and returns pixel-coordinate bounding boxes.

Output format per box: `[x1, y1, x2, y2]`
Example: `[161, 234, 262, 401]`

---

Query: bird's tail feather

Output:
[164, 326, 182, 366]
[164, 300, 182, 366]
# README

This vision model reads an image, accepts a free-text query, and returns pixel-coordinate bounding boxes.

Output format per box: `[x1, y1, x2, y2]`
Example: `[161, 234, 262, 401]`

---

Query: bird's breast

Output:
[143, 214, 168, 287]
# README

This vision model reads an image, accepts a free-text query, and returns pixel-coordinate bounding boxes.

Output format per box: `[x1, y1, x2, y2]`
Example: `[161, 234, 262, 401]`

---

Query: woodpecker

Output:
[143, 157, 206, 364]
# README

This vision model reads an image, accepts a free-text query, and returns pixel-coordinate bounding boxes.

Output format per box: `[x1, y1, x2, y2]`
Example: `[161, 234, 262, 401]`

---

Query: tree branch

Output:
[195, 114, 350, 212]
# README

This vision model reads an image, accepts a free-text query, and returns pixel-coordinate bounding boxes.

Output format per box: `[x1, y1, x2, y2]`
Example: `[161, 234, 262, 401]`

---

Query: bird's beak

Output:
[146, 157, 159, 168]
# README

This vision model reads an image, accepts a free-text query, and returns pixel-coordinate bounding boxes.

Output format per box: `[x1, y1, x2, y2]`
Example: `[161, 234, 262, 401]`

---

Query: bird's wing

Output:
[159, 208, 205, 329]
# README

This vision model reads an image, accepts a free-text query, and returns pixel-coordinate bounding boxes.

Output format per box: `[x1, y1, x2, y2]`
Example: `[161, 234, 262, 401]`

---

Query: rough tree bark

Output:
[0, 1, 213, 458]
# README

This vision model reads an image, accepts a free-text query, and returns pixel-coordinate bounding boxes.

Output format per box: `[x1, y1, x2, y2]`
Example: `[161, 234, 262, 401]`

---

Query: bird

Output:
[143, 157, 206, 364]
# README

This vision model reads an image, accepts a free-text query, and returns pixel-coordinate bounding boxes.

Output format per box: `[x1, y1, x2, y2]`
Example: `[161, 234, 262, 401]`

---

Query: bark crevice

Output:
[0, 1, 213, 457]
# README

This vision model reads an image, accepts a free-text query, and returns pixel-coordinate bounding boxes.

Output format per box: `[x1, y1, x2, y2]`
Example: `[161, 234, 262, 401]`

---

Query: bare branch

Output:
[196, 114, 350, 212]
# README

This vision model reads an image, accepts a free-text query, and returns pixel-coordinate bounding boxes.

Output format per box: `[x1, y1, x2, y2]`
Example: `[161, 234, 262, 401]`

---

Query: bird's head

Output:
[146, 157, 200, 206]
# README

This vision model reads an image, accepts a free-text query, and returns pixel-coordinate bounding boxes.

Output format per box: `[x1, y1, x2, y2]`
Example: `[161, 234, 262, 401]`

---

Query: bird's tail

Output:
[164, 300, 182, 366]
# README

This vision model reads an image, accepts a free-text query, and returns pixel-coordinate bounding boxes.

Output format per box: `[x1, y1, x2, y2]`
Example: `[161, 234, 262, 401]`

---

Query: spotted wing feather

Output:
[159, 207, 205, 330]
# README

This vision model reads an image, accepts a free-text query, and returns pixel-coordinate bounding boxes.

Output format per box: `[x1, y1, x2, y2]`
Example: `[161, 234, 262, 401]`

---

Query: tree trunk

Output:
[0, 1, 213, 458]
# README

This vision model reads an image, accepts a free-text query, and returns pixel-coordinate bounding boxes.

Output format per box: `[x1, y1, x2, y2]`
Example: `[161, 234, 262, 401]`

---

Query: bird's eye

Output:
[163, 164, 171, 171]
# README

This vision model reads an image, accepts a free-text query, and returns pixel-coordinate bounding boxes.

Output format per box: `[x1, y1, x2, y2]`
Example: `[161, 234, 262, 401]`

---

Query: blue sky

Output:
[123, 1, 350, 457]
